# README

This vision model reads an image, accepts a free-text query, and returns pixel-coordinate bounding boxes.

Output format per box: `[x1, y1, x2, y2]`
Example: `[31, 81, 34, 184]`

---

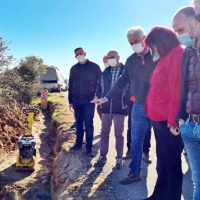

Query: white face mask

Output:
[131, 43, 144, 53]
[108, 58, 117, 67]
[77, 55, 85, 63]
[104, 63, 109, 68]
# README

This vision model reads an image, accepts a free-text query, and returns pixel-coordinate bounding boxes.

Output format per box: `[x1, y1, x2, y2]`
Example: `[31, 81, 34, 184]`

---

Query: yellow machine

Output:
[16, 108, 39, 171]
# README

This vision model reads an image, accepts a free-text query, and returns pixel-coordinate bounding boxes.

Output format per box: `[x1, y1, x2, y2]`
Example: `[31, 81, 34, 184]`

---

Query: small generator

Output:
[16, 108, 39, 171]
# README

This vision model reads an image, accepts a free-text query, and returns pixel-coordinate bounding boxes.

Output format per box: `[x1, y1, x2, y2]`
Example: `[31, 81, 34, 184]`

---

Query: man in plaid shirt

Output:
[111, 63, 121, 86]
[95, 50, 129, 169]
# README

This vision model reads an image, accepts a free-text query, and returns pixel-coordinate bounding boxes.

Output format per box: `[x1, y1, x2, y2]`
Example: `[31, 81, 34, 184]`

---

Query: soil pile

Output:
[0, 103, 30, 153]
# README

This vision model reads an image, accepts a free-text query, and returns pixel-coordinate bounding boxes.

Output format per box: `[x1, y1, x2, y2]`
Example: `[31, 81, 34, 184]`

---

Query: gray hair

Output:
[126, 26, 145, 39]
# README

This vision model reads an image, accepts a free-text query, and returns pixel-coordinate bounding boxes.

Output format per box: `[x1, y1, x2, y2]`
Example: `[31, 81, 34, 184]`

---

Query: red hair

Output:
[145, 26, 180, 57]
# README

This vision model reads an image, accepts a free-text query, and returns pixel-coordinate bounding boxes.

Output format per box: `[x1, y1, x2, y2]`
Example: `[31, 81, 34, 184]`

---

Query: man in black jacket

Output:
[92, 26, 158, 184]
[94, 50, 129, 169]
[68, 47, 101, 157]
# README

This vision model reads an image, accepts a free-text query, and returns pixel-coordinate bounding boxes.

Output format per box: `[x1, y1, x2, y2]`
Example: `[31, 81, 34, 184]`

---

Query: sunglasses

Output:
[195, 13, 200, 22]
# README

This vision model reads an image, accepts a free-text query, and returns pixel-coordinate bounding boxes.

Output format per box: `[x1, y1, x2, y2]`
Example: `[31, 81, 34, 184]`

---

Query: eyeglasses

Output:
[195, 13, 200, 23]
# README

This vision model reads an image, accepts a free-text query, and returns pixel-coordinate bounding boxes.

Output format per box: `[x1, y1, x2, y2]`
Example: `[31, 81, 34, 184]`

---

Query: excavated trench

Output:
[0, 110, 55, 200]
[0, 100, 114, 200]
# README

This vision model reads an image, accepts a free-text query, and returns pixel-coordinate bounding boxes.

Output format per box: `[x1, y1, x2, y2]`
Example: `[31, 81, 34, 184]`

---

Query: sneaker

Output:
[86, 147, 95, 157]
[119, 173, 141, 185]
[123, 150, 131, 160]
[143, 153, 152, 164]
[116, 158, 123, 169]
[94, 156, 107, 166]
[70, 143, 82, 151]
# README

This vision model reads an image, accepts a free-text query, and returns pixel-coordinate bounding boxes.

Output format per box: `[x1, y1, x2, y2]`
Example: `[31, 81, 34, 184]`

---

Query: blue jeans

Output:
[73, 98, 95, 148]
[127, 101, 152, 153]
[129, 101, 151, 174]
[180, 119, 200, 200]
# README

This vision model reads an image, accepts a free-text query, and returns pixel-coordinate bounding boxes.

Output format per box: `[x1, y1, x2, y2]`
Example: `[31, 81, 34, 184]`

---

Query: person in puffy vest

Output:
[173, 6, 200, 200]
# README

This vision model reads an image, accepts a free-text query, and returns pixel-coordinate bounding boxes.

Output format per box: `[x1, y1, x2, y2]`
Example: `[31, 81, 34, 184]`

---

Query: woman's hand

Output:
[170, 127, 180, 136]
[168, 125, 180, 136]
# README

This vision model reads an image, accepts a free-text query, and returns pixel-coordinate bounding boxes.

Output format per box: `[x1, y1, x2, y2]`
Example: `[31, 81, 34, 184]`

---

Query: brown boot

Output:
[119, 173, 141, 185]
[143, 153, 152, 164]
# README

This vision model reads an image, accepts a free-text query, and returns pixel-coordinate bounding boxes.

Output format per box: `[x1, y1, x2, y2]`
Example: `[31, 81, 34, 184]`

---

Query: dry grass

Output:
[31, 93, 66, 105]
[32, 93, 74, 127]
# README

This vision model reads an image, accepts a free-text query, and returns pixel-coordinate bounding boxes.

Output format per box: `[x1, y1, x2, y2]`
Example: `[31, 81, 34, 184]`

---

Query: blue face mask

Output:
[150, 49, 160, 60]
[177, 32, 194, 47]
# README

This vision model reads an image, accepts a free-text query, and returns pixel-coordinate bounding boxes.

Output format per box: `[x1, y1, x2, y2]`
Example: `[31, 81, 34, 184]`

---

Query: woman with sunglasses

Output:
[143, 27, 184, 200]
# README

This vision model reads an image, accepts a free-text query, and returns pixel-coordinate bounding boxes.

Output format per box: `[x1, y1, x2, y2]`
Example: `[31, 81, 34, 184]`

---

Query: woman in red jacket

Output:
[144, 27, 184, 200]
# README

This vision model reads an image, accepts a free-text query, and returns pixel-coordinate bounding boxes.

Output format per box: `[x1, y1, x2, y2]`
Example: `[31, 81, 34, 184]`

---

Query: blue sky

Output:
[1, 0, 190, 78]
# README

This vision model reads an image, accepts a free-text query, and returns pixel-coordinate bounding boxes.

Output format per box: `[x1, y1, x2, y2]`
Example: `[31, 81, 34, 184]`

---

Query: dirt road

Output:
[0, 111, 55, 200]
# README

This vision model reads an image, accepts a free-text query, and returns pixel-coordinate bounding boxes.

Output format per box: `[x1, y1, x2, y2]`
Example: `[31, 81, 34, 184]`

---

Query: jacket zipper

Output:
[81, 65, 83, 99]
[145, 72, 154, 114]
[191, 58, 199, 112]
[106, 70, 113, 114]
[110, 100, 112, 115]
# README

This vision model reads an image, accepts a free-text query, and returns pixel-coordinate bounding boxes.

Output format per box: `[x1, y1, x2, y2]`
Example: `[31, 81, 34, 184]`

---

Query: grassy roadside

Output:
[32, 93, 74, 133]
[31, 93, 66, 105]
[32, 93, 114, 200]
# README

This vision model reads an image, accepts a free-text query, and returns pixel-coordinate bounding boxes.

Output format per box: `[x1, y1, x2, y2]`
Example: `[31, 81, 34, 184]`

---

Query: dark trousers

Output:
[127, 101, 151, 153]
[151, 121, 183, 200]
[73, 98, 95, 148]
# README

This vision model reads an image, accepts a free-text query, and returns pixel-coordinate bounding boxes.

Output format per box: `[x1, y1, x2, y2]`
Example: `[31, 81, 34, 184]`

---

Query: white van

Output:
[40, 66, 67, 92]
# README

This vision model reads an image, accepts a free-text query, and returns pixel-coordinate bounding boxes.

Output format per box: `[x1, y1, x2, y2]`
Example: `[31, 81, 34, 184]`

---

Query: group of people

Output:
[68, 1, 200, 199]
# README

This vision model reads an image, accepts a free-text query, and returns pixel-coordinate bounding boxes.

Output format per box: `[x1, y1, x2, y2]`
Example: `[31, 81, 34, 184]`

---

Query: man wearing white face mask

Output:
[92, 26, 158, 184]
[95, 50, 129, 169]
[96, 55, 109, 121]
[68, 47, 101, 157]
[103, 55, 109, 68]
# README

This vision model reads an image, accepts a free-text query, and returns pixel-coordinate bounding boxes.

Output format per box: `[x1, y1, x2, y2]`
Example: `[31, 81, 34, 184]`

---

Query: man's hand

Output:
[69, 104, 74, 112]
[91, 97, 107, 105]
